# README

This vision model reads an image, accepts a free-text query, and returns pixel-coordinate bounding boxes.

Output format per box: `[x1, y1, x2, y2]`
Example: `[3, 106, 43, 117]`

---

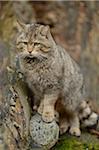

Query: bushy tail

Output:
[79, 100, 99, 130]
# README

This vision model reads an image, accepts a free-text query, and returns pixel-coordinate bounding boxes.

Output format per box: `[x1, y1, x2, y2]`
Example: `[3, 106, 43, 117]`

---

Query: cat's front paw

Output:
[37, 100, 44, 115]
[42, 110, 54, 123]
[69, 127, 81, 137]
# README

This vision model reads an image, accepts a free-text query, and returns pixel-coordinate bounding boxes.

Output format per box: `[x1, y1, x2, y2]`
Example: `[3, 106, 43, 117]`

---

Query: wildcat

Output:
[16, 21, 99, 136]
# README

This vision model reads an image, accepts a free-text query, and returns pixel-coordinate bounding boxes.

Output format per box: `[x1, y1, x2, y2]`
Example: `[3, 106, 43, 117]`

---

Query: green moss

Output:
[52, 134, 99, 150]
[52, 136, 83, 150]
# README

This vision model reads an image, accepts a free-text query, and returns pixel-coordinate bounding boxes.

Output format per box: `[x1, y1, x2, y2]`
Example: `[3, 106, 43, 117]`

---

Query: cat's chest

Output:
[26, 65, 56, 90]
[21, 59, 62, 93]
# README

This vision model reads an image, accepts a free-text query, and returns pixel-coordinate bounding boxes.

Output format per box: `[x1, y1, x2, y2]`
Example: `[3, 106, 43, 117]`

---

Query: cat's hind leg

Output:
[59, 119, 69, 135]
[69, 114, 81, 137]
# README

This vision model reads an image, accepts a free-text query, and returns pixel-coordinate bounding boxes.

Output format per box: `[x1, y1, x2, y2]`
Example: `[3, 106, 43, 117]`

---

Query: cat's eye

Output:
[23, 42, 28, 45]
[18, 41, 28, 45]
[34, 42, 50, 52]
[34, 43, 40, 46]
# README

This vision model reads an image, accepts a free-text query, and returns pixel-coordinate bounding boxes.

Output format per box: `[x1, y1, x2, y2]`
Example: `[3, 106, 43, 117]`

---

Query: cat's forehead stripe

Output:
[28, 24, 39, 43]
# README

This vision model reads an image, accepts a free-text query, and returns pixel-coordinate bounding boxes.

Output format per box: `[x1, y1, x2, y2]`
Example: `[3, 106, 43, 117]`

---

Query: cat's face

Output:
[16, 21, 55, 60]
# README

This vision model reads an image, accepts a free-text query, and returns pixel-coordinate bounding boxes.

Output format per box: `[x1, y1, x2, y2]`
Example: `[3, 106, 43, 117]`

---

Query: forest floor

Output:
[52, 132, 99, 150]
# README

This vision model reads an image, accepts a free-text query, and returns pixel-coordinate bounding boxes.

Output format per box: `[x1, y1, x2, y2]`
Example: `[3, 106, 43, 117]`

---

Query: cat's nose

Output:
[28, 46, 33, 53]
[28, 51, 32, 54]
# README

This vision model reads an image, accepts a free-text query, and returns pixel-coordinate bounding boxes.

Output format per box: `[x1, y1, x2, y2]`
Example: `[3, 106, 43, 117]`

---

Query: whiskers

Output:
[36, 54, 47, 61]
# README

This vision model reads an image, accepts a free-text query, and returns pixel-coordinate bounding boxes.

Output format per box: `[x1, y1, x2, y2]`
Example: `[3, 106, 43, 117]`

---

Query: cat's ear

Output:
[16, 19, 27, 32]
[41, 25, 50, 36]
[41, 25, 56, 46]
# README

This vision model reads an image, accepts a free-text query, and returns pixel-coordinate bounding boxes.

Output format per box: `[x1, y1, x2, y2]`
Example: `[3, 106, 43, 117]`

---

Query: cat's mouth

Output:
[24, 55, 37, 63]
[21, 53, 47, 64]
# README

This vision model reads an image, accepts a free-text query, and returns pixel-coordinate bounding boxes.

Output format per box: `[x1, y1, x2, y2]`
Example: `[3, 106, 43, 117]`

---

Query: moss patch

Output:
[52, 134, 99, 150]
